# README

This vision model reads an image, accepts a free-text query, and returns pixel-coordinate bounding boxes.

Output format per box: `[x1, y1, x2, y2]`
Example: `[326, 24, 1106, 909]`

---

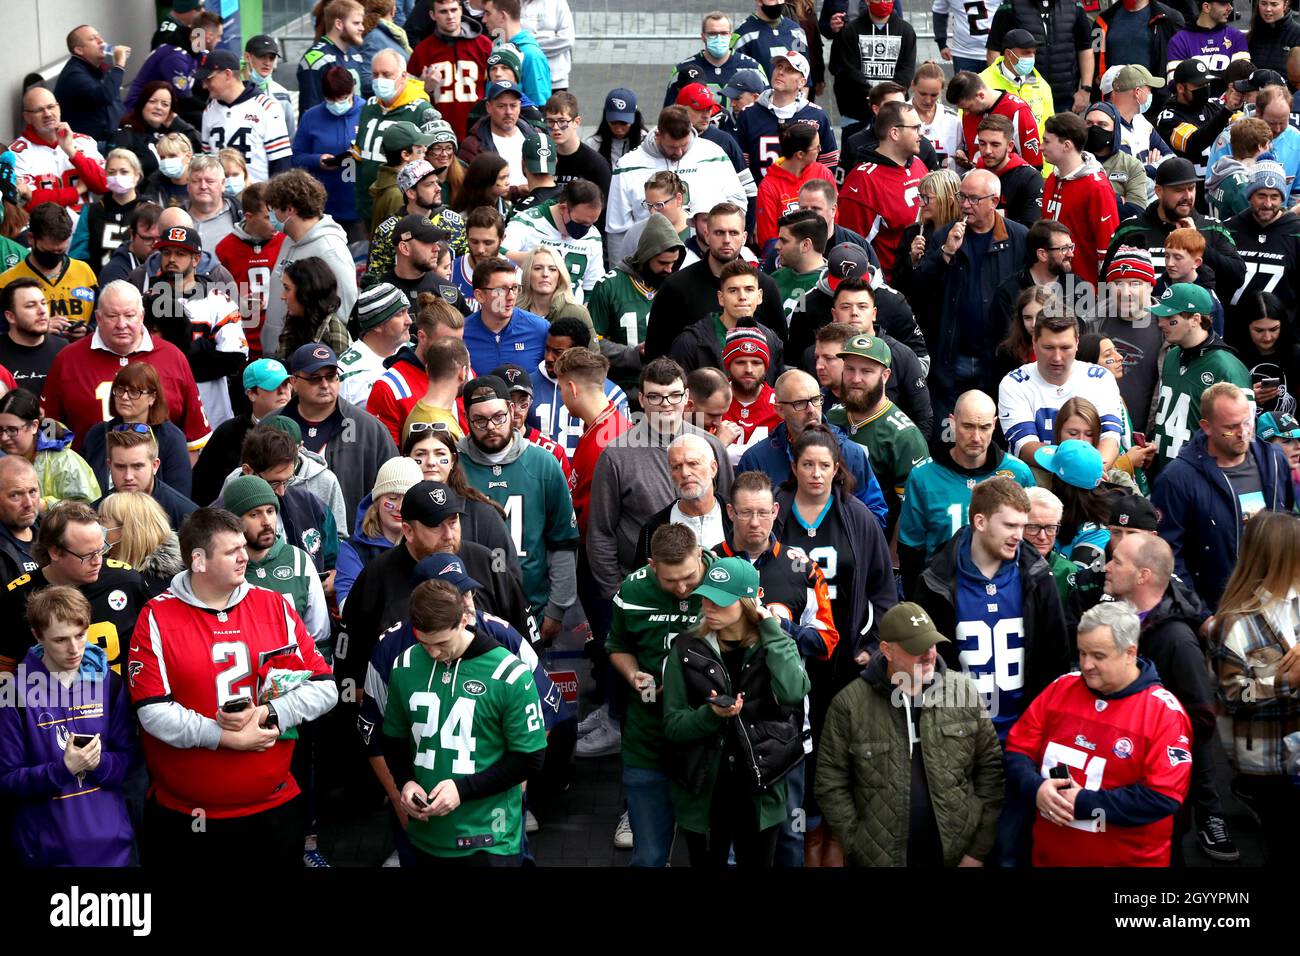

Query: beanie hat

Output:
[485, 45, 522, 80]
[355, 282, 411, 333]
[264, 415, 302, 445]
[1245, 160, 1288, 200]
[721, 326, 770, 369]
[225, 475, 279, 517]
[371, 456, 425, 500]
[1105, 245, 1156, 285]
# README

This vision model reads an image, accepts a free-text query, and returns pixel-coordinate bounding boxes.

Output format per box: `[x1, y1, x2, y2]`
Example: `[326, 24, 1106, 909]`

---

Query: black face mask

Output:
[761, 2, 785, 18]
[1085, 124, 1115, 157]
[1188, 86, 1210, 111]
[29, 247, 63, 270]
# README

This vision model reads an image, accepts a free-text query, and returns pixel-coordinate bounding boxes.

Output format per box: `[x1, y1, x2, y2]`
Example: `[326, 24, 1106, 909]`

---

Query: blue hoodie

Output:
[336, 492, 395, 610]
[0, 643, 138, 866]
[502, 29, 552, 107]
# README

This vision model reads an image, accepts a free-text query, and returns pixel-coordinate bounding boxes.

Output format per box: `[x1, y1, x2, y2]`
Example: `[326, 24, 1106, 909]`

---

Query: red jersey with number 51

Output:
[837, 153, 927, 276]
[1006, 669, 1192, 867]
[407, 32, 495, 140]
[128, 585, 331, 818]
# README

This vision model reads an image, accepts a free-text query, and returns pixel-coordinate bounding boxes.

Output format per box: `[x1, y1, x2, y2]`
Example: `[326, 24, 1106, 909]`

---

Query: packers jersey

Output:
[201, 86, 292, 183]
[503, 200, 605, 302]
[382, 638, 547, 858]
[0, 562, 149, 674]
[827, 400, 930, 534]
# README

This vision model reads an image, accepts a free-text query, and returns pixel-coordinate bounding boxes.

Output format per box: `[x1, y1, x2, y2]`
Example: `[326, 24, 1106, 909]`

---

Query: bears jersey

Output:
[503, 200, 605, 301]
[214, 229, 287, 359]
[382, 638, 547, 858]
[898, 450, 1036, 559]
[959, 91, 1043, 168]
[1006, 671, 1193, 867]
[932, 0, 1003, 60]
[201, 88, 292, 183]
[998, 361, 1125, 455]
[0, 256, 98, 329]
[838, 156, 927, 275]
[0, 562, 149, 674]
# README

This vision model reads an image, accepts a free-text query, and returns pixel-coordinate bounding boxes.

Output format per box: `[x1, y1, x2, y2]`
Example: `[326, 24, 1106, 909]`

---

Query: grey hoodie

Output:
[134, 572, 339, 751]
[219, 447, 349, 539]
[262, 215, 359, 355]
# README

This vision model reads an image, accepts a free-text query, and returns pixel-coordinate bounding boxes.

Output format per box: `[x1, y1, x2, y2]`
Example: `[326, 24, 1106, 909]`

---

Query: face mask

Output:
[373, 77, 399, 101]
[249, 69, 270, 89]
[268, 208, 287, 232]
[761, 2, 785, 18]
[1085, 124, 1115, 156]
[869, 0, 895, 18]
[224, 175, 244, 195]
[1011, 55, 1036, 78]
[325, 96, 352, 116]
[158, 157, 184, 178]
[565, 215, 591, 240]
[30, 248, 62, 270]
[1138, 91, 1153, 114]
[705, 36, 730, 58]
[107, 174, 136, 195]
[1189, 86, 1210, 111]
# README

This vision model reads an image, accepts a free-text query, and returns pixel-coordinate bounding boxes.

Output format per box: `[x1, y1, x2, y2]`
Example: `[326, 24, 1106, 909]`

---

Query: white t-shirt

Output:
[669, 500, 727, 552]
[493, 129, 527, 186]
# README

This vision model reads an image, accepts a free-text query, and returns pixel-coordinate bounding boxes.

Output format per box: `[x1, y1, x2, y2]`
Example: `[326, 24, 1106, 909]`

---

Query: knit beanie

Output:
[371, 456, 425, 500]
[1105, 245, 1156, 285]
[1245, 160, 1288, 200]
[225, 475, 279, 517]
[721, 326, 770, 369]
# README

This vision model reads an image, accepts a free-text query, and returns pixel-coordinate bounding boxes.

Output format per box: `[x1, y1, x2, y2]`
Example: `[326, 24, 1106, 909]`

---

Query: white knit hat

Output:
[371, 456, 425, 500]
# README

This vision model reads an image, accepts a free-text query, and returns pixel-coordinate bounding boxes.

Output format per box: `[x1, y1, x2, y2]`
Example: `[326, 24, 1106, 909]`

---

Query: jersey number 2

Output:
[410, 692, 478, 775]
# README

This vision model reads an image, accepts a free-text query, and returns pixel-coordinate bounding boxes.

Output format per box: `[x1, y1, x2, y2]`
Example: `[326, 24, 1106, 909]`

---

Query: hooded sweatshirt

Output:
[1042, 151, 1119, 287]
[261, 215, 359, 358]
[831, 7, 917, 123]
[32, 420, 101, 508]
[735, 88, 840, 185]
[503, 28, 553, 107]
[983, 150, 1044, 226]
[1087, 101, 1151, 212]
[755, 156, 837, 248]
[1206, 154, 1254, 221]
[408, 17, 494, 139]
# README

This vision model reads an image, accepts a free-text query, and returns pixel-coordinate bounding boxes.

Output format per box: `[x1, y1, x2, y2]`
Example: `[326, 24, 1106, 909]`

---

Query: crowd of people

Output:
[0, 0, 1296, 871]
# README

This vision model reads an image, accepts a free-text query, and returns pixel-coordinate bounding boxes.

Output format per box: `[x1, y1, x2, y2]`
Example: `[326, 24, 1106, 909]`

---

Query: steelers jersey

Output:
[0, 562, 150, 673]
[201, 87, 292, 182]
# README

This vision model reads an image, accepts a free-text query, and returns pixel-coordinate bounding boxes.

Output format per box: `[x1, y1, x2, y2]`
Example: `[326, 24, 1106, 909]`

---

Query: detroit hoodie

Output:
[1042, 151, 1119, 288]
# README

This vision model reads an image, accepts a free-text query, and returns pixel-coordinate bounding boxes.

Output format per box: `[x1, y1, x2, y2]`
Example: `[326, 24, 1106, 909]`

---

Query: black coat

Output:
[634, 495, 734, 570]
[645, 260, 789, 360]
[669, 315, 785, 383]
[1247, 12, 1300, 75]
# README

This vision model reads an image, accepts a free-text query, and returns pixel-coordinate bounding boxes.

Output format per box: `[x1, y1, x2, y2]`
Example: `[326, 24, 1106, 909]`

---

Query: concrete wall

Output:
[2, 0, 160, 141]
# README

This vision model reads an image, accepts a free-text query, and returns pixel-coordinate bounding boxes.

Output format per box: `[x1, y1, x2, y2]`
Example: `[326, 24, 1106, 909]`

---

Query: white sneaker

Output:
[577, 706, 607, 739]
[613, 811, 634, 849]
[575, 717, 621, 757]
[525, 809, 540, 833]
[382, 850, 401, 868]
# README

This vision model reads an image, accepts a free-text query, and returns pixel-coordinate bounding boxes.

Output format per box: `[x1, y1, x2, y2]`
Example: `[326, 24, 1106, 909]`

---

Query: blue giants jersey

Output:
[953, 533, 1025, 739]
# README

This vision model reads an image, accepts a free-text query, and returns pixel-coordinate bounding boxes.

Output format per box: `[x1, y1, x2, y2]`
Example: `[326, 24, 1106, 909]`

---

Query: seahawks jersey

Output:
[898, 450, 1036, 559]
[771, 266, 823, 327]
[382, 638, 547, 858]
[998, 361, 1125, 455]
[1153, 340, 1253, 465]
[0, 562, 149, 674]
[827, 400, 929, 534]
[502, 200, 605, 301]
[201, 86, 291, 183]
[458, 442, 579, 613]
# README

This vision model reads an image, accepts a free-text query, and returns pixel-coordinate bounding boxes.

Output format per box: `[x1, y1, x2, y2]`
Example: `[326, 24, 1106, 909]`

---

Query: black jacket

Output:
[635, 496, 734, 570]
[645, 260, 788, 360]
[108, 117, 202, 179]
[0, 521, 39, 585]
[995, 160, 1045, 228]
[787, 276, 929, 376]
[912, 527, 1071, 708]
[1104, 201, 1246, 301]
[839, 121, 940, 181]
[96, 478, 196, 533]
[669, 315, 785, 383]
[800, 330, 933, 439]
[1247, 12, 1300, 74]
[1093, 2, 1184, 111]
[191, 414, 255, 506]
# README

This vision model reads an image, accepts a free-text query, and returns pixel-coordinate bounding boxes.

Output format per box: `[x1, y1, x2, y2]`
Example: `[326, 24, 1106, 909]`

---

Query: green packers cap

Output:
[879, 602, 951, 655]
[837, 332, 891, 367]
[1148, 282, 1214, 318]
[691, 557, 760, 607]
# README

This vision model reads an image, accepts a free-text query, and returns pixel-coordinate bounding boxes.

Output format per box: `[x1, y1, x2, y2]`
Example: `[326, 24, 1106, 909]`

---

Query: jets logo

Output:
[708, 566, 731, 583]
[1201, 371, 1215, 385]
[462, 679, 487, 696]
[430, 488, 447, 505]
[535, 142, 552, 159]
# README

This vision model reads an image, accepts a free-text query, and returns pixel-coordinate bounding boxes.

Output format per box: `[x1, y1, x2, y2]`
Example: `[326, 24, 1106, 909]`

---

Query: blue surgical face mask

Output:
[249, 69, 270, 89]
[326, 96, 353, 116]
[705, 35, 730, 58]
[224, 175, 244, 196]
[158, 157, 184, 178]
[1012, 55, 1035, 78]
[1139, 91, 1153, 114]
[268, 207, 287, 232]
[373, 76, 399, 101]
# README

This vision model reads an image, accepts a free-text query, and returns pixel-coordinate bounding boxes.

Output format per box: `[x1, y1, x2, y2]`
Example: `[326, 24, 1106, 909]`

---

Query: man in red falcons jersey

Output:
[948, 71, 1044, 171]
[837, 101, 927, 276]
[215, 185, 287, 359]
[408, 0, 494, 140]
[1006, 601, 1192, 867]
[128, 508, 336, 867]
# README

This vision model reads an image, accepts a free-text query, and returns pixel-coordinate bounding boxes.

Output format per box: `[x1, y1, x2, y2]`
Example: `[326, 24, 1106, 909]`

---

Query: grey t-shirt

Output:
[1221, 456, 1266, 524]
[1094, 313, 1165, 434]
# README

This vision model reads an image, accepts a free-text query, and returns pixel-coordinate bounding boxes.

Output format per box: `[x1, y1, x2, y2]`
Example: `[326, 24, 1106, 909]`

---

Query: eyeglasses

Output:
[642, 390, 686, 407]
[917, 194, 934, 206]
[0, 422, 34, 439]
[62, 542, 112, 565]
[897, 123, 923, 131]
[485, 284, 521, 296]
[957, 193, 995, 205]
[1048, 243, 1076, 254]
[112, 422, 152, 435]
[732, 509, 773, 521]
[112, 385, 155, 400]
[641, 198, 672, 212]
[295, 370, 339, 384]
[259, 475, 292, 493]
[777, 395, 824, 412]
[545, 117, 575, 131]
[1025, 523, 1060, 537]
[408, 421, 450, 435]
[469, 411, 511, 430]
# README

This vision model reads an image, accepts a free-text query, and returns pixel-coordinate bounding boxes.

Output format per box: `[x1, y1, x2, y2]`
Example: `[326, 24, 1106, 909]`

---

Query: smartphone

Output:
[320, 153, 345, 169]
[709, 693, 737, 709]
[1049, 764, 1073, 783]
[221, 697, 252, 714]
[411, 792, 429, 809]
[1132, 432, 1147, 447]
[71, 733, 95, 748]
[1260, 377, 1282, 389]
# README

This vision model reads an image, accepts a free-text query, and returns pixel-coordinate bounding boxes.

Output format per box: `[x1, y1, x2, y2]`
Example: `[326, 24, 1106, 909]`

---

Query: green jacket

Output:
[661, 615, 810, 836]
[369, 164, 405, 233]
[34, 420, 100, 508]
[815, 653, 1004, 867]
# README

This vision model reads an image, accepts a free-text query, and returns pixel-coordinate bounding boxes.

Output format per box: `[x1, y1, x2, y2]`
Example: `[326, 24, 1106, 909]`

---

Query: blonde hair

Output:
[218, 148, 249, 178]
[517, 245, 580, 315]
[105, 148, 143, 180]
[920, 168, 961, 228]
[156, 132, 193, 159]
[690, 596, 764, 646]
[98, 492, 173, 568]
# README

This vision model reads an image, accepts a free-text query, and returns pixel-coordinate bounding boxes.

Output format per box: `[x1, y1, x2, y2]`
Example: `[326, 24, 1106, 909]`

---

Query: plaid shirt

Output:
[277, 313, 353, 361]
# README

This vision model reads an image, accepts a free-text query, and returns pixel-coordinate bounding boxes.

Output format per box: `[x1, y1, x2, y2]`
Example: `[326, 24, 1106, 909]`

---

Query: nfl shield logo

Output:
[985, 583, 997, 596]
[1095, 699, 1108, 712]
[966, 478, 976, 489]
[492, 465, 502, 475]
[680, 601, 688, 612]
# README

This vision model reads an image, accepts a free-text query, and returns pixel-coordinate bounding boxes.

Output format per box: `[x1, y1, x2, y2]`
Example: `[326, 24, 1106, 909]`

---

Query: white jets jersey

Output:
[9, 131, 104, 228]
[998, 360, 1126, 455]
[201, 90, 292, 183]
[917, 103, 963, 168]
[502, 202, 605, 302]
[931, 0, 1003, 60]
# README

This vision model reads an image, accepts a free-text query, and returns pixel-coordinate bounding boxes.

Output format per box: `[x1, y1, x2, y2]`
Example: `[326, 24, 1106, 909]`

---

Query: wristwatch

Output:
[263, 702, 280, 729]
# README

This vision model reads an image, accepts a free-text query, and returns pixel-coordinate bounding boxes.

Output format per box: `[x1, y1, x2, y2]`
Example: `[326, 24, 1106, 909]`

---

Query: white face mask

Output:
[373, 76, 399, 101]
[224, 175, 245, 195]
[158, 157, 185, 179]
[106, 173, 136, 195]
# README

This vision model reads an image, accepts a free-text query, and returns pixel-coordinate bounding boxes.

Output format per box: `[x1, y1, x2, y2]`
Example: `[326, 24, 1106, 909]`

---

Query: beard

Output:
[730, 375, 762, 401]
[843, 378, 885, 416]
[472, 430, 511, 454]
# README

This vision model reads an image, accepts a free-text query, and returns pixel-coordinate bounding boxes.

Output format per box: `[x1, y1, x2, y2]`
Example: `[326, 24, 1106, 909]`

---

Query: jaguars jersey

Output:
[502, 200, 605, 301]
[897, 450, 1036, 560]
[382, 637, 547, 858]
[0, 562, 149, 674]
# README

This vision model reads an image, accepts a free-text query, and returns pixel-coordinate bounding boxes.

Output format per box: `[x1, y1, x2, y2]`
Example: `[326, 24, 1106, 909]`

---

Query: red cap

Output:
[676, 82, 721, 116]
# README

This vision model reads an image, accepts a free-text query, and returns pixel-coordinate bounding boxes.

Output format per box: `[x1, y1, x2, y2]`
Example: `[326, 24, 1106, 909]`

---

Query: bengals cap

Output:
[154, 225, 201, 253]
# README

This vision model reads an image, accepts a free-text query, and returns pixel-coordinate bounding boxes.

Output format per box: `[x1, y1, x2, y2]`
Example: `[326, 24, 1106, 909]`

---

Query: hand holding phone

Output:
[222, 697, 252, 714]
[1132, 431, 1147, 447]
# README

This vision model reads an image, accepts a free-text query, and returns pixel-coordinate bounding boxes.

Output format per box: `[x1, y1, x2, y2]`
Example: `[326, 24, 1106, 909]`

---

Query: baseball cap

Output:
[486, 80, 523, 101]
[1245, 160, 1288, 200]
[1002, 28, 1039, 50]
[1108, 494, 1159, 532]
[486, 45, 522, 78]
[245, 35, 280, 57]
[837, 332, 891, 367]
[462, 374, 512, 409]
[288, 343, 340, 375]
[174, 0, 205, 12]
[491, 364, 534, 397]
[264, 415, 302, 444]
[355, 282, 411, 333]
[1172, 58, 1219, 86]
[1033, 439, 1104, 490]
[394, 213, 447, 245]
[691, 557, 760, 607]
[195, 48, 241, 82]
[243, 357, 289, 391]
[397, 159, 436, 194]
[154, 224, 202, 253]
[1106, 246, 1157, 285]
[773, 51, 811, 80]
[825, 243, 872, 290]
[412, 552, 483, 592]
[879, 602, 951, 655]
[1109, 64, 1165, 92]
[522, 135, 557, 175]
[1232, 67, 1285, 93]
[224, 475, 278, 517]
[402, 480, 466, 527]
[676, 82, 721, 115]
[721, 70, 766, 99]
[1154, 156, 1199, 187]
[722, 327, 771, 368]
[1149, 281, 1215, 317]
[1257, 410, 1300, 441]
[383, 121, 436, 154]
[604, 88, 638, 123]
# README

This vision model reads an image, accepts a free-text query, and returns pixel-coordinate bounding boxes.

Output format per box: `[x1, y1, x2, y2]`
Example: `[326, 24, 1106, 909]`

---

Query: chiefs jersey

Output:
[215, 228, 287, 358]
[838, 154, 928, 276]
[959, 92, 1043, 169]
[724, 382, 780, 444]
[1006, 669, 1193, 867]
[0, 562, 149, 674]
[201, 86, 292, 183]
[8, 125, 107, 227]
[128, 585, 332, 817]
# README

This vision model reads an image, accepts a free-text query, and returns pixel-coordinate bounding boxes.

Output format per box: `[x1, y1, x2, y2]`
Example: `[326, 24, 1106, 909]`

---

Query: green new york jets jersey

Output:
[587, 269, 654, 349]
[459, 443, 579, 613]
[771, 266, 822, 327]
[606, 554, 715, 770]
[383, 641, 547, 858]
[502, 200, 606, 300]
[352, 96, 441, 224]
[897, 450, 1036, 559]
[1153, 343, 1252, 466]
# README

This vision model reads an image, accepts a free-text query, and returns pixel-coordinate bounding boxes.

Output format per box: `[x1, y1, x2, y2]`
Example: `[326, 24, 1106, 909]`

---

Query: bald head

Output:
[157, 207, 195, 233]
[774, 369, 824, 437]
[954, 389, 996, 420]
[0, 455, 37, 484]
[776, 369, 819, 401]
[21, 86, 60, 135]
[963, 168, 1001, 198]
[1124, 533, 1174, 590]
